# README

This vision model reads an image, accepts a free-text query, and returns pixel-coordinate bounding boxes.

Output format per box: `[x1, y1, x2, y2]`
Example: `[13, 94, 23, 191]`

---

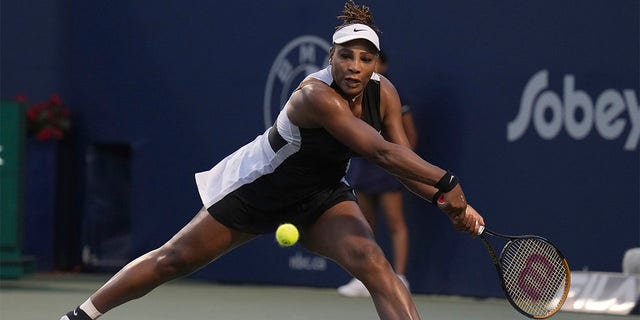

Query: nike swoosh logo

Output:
[73, 310, 78, 316]
[449, 176, 455, 183]
[353, 28, 366, 32]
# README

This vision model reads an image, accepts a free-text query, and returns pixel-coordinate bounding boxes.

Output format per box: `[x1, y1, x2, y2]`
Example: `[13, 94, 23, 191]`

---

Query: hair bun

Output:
[336, 0, 380, 32]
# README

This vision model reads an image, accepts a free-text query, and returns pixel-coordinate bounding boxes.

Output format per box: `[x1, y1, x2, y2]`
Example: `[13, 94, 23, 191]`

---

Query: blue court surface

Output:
[1, 273, 637, 319]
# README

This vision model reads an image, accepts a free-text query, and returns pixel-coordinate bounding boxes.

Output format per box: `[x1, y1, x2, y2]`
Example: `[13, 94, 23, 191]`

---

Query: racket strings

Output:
[500, 238, 569, 317]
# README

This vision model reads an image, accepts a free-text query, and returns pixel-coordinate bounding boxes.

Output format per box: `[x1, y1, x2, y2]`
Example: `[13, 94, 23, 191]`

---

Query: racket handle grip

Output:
[438, 194, 485, 236]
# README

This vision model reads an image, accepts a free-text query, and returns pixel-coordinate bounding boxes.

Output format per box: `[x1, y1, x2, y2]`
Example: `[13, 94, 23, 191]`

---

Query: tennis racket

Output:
[477, 225, 571, 319]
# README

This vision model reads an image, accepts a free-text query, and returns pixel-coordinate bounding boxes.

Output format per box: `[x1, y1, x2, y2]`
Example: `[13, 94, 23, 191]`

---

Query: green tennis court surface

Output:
[1, 273, 637, 319]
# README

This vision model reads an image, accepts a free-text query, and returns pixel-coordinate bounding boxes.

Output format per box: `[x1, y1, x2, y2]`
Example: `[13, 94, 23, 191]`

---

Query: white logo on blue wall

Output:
[263, 35, 331, 129]
[507, 70, 639, 151]
[288, 251, 327, 271]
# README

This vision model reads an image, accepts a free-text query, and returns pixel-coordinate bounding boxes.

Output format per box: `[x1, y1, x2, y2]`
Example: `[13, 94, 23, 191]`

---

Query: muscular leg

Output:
[379, 191, 409, 275]
[301, 201, 420, 320]
[89, 208, 257, 313]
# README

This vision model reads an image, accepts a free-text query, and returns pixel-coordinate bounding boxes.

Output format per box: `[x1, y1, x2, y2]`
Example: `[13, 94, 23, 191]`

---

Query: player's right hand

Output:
[455, 204, 484, 236]
[437, 188, 484, 236]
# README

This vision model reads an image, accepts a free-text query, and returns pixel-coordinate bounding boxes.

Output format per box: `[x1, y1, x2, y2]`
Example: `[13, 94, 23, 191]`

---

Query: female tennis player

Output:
[338, 51, 418, 297]
[60, 1, 484, 319]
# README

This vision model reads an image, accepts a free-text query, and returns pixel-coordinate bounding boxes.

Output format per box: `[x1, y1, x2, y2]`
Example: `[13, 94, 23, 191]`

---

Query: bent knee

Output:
[153, 247, 195, 278]
[342, 241, 388, 274]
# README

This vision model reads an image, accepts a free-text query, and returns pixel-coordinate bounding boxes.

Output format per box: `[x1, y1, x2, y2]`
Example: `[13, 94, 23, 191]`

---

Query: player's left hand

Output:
[437, 184, 467, 217]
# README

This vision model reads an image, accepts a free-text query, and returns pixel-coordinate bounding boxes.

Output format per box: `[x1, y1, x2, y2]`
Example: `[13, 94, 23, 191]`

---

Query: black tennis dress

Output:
[195, 66, 382, 234]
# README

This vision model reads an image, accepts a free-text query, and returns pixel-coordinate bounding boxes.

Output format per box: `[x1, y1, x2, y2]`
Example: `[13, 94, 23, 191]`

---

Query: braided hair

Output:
[336, 0, 381, 33]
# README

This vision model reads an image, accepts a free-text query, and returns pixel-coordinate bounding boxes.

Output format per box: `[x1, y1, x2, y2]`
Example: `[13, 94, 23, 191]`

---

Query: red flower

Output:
[21, 94, 72, 141]
[26, 107, 39, 120]
[49, 93, 62, 106]
[36, 127, 53, 141]
[36, 127, 64, 141]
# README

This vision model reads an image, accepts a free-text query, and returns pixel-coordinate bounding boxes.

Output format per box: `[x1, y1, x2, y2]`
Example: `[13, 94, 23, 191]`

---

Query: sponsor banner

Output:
[507, 70, 639, 151]
[189, 238, 350, 288]
[562, 271, 640, 315]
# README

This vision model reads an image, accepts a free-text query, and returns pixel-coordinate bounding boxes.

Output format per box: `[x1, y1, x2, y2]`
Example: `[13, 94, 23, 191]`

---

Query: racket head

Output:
[498, 236, 571, 319]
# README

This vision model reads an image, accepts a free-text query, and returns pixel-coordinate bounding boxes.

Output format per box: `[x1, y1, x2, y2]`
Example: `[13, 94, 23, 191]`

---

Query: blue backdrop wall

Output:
[2, 1, 638, 297]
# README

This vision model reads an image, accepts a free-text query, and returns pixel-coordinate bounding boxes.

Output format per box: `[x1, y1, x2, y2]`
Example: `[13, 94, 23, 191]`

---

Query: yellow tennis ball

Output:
[276, 223, 299, 247]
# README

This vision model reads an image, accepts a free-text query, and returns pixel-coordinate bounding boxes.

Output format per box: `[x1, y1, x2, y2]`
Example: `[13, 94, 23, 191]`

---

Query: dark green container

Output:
[0, 101, 35, 278]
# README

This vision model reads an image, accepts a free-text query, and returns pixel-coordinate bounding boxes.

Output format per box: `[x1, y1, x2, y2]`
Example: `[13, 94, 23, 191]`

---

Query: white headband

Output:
[332, 23, 380, 51]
